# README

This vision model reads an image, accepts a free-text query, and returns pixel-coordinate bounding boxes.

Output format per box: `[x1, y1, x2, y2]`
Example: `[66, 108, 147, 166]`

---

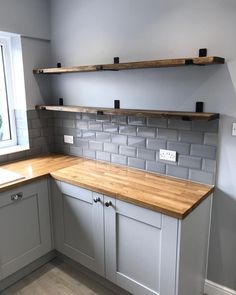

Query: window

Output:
[0, 35, 17, 147]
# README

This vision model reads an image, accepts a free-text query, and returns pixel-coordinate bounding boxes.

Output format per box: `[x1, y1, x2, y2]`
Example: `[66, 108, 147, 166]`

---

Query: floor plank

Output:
[1, 260, 117, 295]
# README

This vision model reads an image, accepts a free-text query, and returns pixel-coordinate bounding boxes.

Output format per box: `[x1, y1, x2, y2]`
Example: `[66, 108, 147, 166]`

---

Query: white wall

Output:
[50, 0, 236, 290]
[0, 0, 51, 109]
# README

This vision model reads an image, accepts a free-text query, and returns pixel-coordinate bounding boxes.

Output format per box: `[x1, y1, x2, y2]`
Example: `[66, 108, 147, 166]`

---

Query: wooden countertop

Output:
[0, 154, 214, 219]
[51, 158, 214, 219]
[0, 154, 83, 192]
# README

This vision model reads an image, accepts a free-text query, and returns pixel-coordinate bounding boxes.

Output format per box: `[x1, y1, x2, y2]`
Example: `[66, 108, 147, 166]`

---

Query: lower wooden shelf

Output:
[35, 105, 220, 121]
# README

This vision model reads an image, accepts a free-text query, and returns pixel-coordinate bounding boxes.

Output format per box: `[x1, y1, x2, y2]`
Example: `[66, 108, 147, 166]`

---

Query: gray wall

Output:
[0, 0, 50, 40]
[50, 0, 236, 290]
[0, 0, 52, 109]
[0, 0, 52, 161]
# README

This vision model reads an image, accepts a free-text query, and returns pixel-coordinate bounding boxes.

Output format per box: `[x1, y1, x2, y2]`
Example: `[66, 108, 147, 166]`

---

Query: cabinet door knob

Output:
[93, 197, 101, 203]
[105, 201, 112, 207]
[11, 192, 23, 201]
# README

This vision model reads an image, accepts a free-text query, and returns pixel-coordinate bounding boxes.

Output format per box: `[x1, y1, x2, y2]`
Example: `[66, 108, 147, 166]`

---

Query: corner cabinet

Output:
[0, 179, 52, 280]
[51, 179, 212, 295]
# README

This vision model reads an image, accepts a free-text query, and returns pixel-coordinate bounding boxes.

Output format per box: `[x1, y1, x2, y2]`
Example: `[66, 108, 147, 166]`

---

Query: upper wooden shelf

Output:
[33, 56, 225, 74]
[35, 105, 219, 121]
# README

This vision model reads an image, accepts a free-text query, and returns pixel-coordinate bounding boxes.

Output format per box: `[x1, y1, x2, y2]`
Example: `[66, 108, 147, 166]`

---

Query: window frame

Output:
[0, 35, 17, 148]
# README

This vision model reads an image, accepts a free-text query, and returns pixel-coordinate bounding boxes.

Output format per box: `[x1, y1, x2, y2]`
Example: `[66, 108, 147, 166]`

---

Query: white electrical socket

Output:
[232, 123, 236, 136]
[159, 149, 177, 162]
[64, 135, 74, 144]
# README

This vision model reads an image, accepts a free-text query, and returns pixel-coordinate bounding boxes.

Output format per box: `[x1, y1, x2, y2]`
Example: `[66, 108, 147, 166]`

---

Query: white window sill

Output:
[0, 145, 29, 156]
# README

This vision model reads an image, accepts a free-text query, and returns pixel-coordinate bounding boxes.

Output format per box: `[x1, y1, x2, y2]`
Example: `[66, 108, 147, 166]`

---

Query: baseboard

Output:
[205, 280, 236, 295]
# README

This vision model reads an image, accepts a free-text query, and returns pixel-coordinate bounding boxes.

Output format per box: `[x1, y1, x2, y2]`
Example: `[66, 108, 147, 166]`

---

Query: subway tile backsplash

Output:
[0, 110, 219, 186]
[51, 111, 218, 185]
[0, 110, 53, 164]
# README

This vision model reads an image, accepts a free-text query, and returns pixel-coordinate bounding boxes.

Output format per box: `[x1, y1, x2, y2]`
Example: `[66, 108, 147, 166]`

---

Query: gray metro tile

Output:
[192, 120, 219, 133]
[119, 146, 136, 157]
[111, 115, 127, 124]
[83, 149, 96, 159]
[63, 119, 75, 128]
[189, 169, 214, 185]
[103, 123, 118, 133]
[89, 141, 103, 151]
[111, 134, 127, 144]
[137, 126, 156, 138]
[147, 118, 167, 128]
[128, 136, 146, 148]
[167, 141, 190, 155]
[190, 144, 216, 159]
[96, 151, 111, 162]
[137, 148, 156, 160]
[178, 155, 202, 169]
[204, 133, 218, 146]
[96, 132, 111, 142]
[104, 142, 119, 153]
[146, 161, 166, 174]
[178, 130, 203, 144]
[128, 116, 146, 126]
[111, 154, 127, 165]
[157, 128, 178, 141]
[202, 159, 217, 173]
[146, 139, 166, 150]
[119, 125, 137, 136]
[168, 119, 191, 130]
[88, 121, 103, 131]
[166, 165, 188, 179]
[128, 157, 145, 170]
[76, 120, 88, 130]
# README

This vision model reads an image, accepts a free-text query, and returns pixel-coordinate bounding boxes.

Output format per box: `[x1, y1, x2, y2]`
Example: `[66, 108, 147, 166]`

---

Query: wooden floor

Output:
[1, 260, 117, 295]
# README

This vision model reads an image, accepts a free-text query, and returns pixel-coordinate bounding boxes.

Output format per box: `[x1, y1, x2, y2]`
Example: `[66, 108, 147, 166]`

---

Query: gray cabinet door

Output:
[51, 180, 105, 276]
[104, 196, 178, 295]
[0, 179, 52, 280]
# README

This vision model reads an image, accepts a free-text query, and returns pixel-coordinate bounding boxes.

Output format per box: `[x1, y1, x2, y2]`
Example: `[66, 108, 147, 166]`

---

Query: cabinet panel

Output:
[116, 213, 161, 292]
[0, 194, 41, 265]
[52, 180, 104, 276]
[104, 197, 178, 295]
[0, 179, 52, 280]
[62, 194, 94, 258]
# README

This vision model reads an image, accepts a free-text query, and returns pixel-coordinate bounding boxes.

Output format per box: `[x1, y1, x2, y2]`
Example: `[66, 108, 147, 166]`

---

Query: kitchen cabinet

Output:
[51, 179, 212, 295]
[51, 180, 105, 276]
[104, 195, 178, 295]
[0, 179, 52, 280]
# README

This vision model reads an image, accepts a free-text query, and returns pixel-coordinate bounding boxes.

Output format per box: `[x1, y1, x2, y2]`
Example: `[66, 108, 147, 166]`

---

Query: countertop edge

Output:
[50, 171, 215, 220]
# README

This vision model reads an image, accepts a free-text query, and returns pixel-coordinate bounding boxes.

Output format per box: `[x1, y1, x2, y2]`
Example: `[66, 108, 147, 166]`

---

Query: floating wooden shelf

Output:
[33, 56, 225, 74]
[35, 105, 220, 121]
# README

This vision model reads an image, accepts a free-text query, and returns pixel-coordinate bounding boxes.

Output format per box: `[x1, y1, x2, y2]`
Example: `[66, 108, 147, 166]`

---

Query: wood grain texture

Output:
[0, 155, 214, 219]
[33, 56, 225, 74]
[0, 154, 83, 192]
[35, 105, 220, 121]
[51, 159, 214, 219]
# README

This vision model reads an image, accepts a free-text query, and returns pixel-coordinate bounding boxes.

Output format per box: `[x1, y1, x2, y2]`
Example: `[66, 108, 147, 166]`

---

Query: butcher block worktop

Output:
[0, 154, 214, 219]
[0, 154, 83, 192]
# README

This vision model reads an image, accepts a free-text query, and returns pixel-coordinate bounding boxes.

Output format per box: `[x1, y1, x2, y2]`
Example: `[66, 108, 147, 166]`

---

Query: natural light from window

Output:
[0, 44, 12, 142]
[0, 31, 28, 154]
